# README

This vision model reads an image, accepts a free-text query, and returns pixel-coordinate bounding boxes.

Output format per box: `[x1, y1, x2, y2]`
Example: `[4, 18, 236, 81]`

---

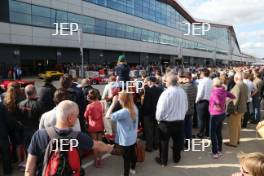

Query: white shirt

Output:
[39, 107, 81, 131]
[196, 77, 213, 102]
[156, 86, 188, 122]
[243, 79, 255, 102]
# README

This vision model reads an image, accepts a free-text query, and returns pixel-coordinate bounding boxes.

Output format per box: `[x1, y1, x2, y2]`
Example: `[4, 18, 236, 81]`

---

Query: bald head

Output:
[56, 100, 79, 127]
[25, 84, 36, 98]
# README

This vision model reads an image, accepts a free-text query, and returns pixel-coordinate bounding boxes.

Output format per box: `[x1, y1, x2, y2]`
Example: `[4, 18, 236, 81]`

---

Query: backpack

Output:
[42, 127, 81, 176]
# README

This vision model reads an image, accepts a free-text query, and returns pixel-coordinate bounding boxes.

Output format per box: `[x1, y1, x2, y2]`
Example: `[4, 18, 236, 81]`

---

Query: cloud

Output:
[186, 0, 264, 25]
[177, 0, 264, 58]
[241, 42, 264, 49]
[240, 42, 264, 58]
[239, 30, 264, 40]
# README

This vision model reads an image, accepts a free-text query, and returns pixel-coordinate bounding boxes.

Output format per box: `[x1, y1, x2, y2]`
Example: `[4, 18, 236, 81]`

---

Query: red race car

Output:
[88, 77, 108, 85]
[0, 80, 35, 91]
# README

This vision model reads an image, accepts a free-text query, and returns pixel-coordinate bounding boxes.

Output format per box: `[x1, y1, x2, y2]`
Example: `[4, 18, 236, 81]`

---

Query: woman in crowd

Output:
[209, 77, 235, 159]
[232, 152, 264, 176]
[3, 82, 25, 167]
[84, 89, 104, 168]
[106, 92, 138, 176]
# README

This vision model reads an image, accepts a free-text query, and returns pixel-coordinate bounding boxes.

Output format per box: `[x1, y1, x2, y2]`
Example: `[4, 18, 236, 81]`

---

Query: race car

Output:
[38, 71, 64, 80]
[88, 77, 108, 85]
[0, 80, 35, 91]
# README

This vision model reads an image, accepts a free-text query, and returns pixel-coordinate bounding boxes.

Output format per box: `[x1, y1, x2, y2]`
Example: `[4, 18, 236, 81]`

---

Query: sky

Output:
[177, 0, 264, 58]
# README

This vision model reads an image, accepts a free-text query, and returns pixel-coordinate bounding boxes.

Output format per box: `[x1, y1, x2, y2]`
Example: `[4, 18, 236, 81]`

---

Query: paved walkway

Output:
[83, 122, 264, 176]
[4, 119, 264, 176]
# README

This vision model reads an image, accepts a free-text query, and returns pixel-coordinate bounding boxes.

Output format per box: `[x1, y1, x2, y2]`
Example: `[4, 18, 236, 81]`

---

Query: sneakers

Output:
[130, 169, 136, 175]
[212, 153, 220, 159]
[120, 169, 136, 176]
[209, 152, 223, 159]
[217, 151, 223, 157]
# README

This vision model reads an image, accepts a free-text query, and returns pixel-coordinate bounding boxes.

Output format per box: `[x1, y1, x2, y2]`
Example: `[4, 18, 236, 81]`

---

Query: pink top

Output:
[84, 101, 104, 133]
[209, 87, 235, 115]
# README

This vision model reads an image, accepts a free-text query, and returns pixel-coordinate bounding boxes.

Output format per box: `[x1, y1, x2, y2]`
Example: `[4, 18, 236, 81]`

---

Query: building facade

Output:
[0, 0, 255, 75]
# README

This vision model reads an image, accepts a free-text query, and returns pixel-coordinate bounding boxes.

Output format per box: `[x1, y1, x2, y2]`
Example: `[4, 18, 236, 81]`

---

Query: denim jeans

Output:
[122, 144, 136, 176]
[252, 96, 261, 123]
[210, 113, 225, 154]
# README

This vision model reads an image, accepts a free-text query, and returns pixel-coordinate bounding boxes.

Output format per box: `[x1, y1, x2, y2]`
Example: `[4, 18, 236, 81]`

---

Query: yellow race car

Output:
[39, 71, 64, 80]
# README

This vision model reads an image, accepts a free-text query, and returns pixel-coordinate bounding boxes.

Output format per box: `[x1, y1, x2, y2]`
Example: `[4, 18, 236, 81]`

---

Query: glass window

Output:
[94, 19, 106, 35]
[133, 27, 141, 41]
[32, 16, 51, 27]
[97, 0, 106, 6]
[108, 0, 126, 12]
[106, 21, 117, 37]
[82, 16, 95, 33]
[10, 11, 31, 25]
[141, 29, 148, 42]
[32, 5, 50, 18]
[116, 23, 126, 38]
[153, 32, 160, 43]
[134, 0, 143, 18]
[126, 0, 134, 15]
[148, 31, 154, 43]
[56, 11, 68, 23]
[125, 25, 134, 40]
[9, 0, 31, 14]
[141, 29, 153, 42]
[68, 13, 84, 23]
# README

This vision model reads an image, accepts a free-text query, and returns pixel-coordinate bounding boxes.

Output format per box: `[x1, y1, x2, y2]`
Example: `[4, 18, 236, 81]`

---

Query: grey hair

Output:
[234, 72, 243, 81]
[56, 100, 79, 123]
[166, 72, 178, 87]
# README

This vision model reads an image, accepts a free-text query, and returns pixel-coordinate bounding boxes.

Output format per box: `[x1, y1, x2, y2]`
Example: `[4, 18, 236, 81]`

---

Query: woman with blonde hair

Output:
[209, 77, 235, 159]
[106, 92, 138, 176]
[232, 152, 264, 176]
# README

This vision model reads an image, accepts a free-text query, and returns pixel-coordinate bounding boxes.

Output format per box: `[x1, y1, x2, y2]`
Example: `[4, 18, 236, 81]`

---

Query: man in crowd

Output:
[178, 71, 197, 146]
[155, 72, 188, 167]
[39, 89, 81, 131]
[38, 78, 56, 113]
[252, 71, 264, 124]
[225, 72, 248, 147]
[242, 72, 255, 128]
[60, 74, 86, 132]
[142, 77, 163, 152]
[25, 100, 113, 176]
[196, 68, 213, 138]
[19, 84, 44, 148]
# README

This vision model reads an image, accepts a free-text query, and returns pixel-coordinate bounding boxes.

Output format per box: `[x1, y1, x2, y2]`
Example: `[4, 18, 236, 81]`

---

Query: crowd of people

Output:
[0, 55, 264, 176]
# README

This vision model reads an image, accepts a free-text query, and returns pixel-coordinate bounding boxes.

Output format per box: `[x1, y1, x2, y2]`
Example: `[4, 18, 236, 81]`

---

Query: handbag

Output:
[226, 101, 235, 114]
[256, 120, 264, 138]
[135, 139, 145, 162]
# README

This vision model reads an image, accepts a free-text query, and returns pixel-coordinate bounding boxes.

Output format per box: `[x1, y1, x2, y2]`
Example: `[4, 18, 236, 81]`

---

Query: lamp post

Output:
[78, 28, 84, 78]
